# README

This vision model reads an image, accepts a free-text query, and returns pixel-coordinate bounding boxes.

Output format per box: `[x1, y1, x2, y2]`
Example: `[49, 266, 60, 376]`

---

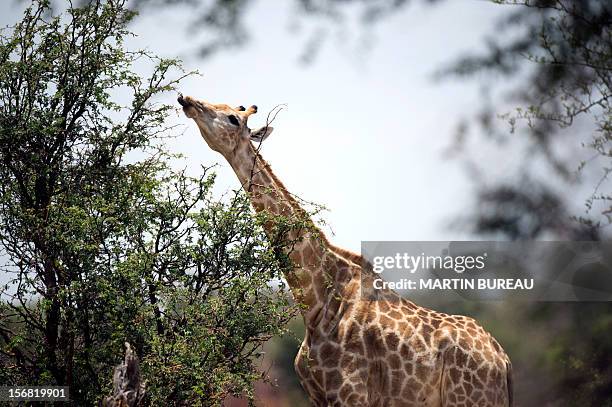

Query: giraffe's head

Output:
[178, 94, 274, 158]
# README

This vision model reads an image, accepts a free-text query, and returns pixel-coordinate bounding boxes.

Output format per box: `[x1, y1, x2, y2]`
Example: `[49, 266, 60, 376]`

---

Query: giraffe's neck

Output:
[225, 142, 335, 320]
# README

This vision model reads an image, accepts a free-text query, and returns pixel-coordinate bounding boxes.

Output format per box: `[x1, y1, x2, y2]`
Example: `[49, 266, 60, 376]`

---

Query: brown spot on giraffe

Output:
[180, 94, 513, 406]
[320, 343, 341, 368]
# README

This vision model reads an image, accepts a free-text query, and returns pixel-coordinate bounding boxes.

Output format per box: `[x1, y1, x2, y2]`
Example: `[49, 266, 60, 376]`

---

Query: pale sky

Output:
[131, 0, 510, 252]
[1, 0, 511, 253]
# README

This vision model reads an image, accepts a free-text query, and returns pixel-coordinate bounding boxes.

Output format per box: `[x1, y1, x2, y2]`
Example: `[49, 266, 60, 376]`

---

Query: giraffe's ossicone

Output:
[179, 94, 513, 407]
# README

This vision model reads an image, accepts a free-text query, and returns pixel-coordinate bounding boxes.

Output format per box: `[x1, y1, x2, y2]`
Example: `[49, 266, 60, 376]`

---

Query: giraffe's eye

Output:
[228, 115, 240, 126]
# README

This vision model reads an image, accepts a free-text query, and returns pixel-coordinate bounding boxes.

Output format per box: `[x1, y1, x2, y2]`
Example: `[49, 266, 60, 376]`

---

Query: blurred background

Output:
[2, 0, 611, 405]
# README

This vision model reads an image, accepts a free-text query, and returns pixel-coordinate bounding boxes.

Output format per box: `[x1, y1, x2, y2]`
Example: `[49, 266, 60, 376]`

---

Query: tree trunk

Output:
[100, 343, 146, 407]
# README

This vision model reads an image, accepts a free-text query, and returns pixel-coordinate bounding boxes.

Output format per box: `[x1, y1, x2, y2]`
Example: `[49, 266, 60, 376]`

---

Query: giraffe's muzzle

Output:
[177, 94, 189, 107]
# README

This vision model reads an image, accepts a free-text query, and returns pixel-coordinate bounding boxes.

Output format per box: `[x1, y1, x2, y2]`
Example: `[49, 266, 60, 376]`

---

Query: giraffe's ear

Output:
[249, 126, 274, 143]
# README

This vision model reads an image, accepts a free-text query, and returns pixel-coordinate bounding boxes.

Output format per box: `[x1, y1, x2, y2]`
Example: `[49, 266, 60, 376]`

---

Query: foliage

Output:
[440, 0, 611, 235]
[0, 1, 297, 405]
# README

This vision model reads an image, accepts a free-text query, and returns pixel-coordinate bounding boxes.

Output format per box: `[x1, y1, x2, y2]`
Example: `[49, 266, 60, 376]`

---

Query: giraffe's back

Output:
[367, 295, 510, 407]
[293, 253, 512, 407]
[308, 293, 513, 407]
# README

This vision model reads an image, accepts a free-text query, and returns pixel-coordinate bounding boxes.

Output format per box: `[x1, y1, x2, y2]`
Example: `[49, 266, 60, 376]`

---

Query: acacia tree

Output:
[0, 1, 297, 405]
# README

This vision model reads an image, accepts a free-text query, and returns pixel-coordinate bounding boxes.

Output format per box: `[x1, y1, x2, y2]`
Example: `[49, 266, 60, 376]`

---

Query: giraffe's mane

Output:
[254, 146, 364, 267]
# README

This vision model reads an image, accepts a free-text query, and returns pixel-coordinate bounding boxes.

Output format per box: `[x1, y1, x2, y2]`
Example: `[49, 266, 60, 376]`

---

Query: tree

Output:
[439, 0, 611, 237]
[0, 1, 298, 405]
[438, 1, 612, 404]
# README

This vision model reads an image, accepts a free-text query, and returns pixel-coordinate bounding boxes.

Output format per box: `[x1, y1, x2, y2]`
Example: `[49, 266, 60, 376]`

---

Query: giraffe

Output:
[177, 94, 513, 407]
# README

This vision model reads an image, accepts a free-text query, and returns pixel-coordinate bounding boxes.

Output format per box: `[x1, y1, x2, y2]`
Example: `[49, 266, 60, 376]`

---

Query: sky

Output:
[0, 0, 509, 254]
